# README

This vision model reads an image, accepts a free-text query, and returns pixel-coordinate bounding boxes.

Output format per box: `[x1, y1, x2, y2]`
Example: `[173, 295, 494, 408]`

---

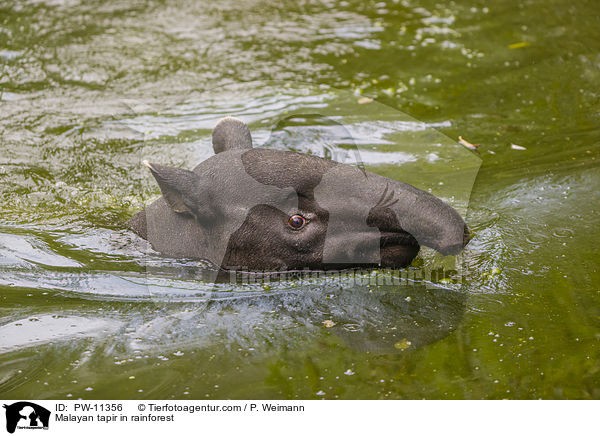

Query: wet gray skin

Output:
[127, 117, 470, 273]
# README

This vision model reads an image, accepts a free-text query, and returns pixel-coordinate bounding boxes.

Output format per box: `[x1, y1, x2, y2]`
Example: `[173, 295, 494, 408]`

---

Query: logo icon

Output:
[3, 402, 50, 434]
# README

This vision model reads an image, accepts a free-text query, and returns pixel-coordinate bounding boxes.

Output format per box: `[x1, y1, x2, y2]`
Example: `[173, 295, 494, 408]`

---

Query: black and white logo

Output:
[3, 402, 50, 434]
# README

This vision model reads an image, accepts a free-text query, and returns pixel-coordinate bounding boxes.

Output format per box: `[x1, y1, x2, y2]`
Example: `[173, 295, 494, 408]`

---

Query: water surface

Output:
[0, 0, 598, 399]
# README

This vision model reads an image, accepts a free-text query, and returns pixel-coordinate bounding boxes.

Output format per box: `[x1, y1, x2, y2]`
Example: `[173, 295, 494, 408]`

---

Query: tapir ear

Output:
[144, 161, 199, 217]
[212, 117, 253, 154]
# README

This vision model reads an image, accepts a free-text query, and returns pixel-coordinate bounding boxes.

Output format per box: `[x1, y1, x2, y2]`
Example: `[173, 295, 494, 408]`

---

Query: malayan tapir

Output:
[127, 117, 470, 273]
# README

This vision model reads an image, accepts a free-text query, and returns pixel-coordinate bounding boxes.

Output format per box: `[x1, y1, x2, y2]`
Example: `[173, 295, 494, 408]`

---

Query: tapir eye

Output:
[288, 214, 307, 230]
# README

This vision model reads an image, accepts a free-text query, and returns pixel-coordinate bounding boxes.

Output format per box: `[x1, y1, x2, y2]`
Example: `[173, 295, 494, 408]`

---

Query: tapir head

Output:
[127, 117, 470, 272]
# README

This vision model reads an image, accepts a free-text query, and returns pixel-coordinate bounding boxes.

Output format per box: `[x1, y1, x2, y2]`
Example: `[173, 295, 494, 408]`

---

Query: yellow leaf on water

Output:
[322, 320, 336, 328]
[509, 42, 531, 49]
[357, 97, 373, 104]
[458, 135, 479, 150]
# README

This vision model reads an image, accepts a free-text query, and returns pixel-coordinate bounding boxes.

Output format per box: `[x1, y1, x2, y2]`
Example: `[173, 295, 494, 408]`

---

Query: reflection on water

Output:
[0, 280, 466, 398]
[0, 315, 121, 354]
[0, 282, 465, 356]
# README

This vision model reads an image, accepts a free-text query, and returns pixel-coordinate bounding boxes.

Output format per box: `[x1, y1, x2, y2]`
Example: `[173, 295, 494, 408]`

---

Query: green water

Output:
[0, 0, 599, 399]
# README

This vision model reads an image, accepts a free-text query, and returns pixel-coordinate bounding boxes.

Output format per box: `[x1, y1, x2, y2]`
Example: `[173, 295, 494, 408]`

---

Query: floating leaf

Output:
[458, 135, 479, 150]
[511, 144, 527, 150]
[509, 42, 531, 49]
[322, 320, 336, 328]
[357, 97, 373, 104]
